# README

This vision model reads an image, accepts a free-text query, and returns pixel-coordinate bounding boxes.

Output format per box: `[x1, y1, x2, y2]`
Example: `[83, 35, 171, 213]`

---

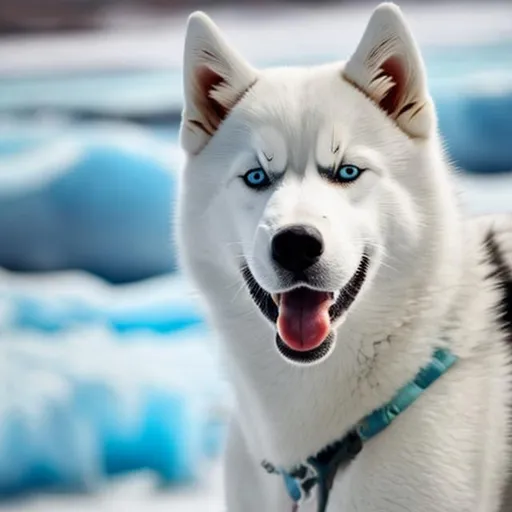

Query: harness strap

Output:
[308, 430, 363, 512]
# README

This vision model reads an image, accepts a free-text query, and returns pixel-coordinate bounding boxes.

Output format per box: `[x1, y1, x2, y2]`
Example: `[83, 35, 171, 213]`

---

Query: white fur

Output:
[177, 3, 511, 511]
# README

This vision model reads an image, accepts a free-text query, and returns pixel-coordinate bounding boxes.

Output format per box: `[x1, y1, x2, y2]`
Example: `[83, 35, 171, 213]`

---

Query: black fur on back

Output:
[484, 217, 512, 512]
[484, 228, 512, 344]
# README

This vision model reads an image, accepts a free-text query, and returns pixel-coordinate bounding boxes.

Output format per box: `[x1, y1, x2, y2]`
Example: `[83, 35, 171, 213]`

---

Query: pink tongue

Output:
[277, 289, 332, 352]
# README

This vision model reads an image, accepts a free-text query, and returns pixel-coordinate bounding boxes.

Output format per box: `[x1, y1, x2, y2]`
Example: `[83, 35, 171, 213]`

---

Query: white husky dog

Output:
[177, 3, 512, 511]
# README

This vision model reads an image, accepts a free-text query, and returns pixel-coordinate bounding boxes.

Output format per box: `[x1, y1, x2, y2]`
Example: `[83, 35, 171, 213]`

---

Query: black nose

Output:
[271, 224, 324, 273]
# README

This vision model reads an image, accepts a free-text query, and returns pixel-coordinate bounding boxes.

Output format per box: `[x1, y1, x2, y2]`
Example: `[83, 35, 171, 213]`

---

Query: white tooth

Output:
[272, 294, 280, 305]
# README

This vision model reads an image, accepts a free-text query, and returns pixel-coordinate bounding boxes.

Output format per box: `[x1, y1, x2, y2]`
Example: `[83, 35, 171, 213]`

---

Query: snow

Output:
[0, 467, 224, 512]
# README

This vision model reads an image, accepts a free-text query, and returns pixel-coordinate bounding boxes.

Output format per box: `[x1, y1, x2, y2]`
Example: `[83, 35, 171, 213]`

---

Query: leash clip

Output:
[262, 460, 318, 505]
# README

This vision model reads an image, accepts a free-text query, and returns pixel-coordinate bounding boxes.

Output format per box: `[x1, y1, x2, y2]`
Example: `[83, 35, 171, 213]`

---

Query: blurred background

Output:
[0, 0, 510, 510]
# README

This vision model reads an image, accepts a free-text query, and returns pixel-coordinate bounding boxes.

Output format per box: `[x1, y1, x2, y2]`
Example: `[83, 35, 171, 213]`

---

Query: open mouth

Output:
[241, 252, 371, 365]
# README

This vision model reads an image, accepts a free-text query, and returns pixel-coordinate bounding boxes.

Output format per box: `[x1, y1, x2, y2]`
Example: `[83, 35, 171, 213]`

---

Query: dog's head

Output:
[178, 3, 456, 366]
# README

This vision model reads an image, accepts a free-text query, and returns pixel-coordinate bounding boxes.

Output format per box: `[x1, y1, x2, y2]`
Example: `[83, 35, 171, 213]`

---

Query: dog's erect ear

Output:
[180, 12, 257, 154]
[343, 3, 433, 138]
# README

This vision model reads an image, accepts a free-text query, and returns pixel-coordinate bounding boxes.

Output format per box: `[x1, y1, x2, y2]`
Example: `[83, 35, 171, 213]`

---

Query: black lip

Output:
[329, 253, 371, 320]
[241, 266, 279, 323]
[276, 332, 335, 364]
[241, 252, 371, 364]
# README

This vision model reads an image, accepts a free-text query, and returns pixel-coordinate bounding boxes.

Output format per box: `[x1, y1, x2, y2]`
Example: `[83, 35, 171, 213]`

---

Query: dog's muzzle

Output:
[241, 251, 371, 365]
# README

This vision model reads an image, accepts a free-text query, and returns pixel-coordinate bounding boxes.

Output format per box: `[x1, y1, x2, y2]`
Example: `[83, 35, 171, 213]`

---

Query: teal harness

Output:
[262, 348, 458, 512]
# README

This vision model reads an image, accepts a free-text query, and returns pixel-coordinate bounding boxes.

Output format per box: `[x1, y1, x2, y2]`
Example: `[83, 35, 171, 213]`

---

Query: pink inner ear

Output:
[194, 65, 228, 133]
[379, 56, 407, 116]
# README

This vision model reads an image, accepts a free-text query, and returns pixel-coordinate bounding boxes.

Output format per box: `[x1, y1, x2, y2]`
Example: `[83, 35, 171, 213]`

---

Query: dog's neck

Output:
[218, 265, 464, 469]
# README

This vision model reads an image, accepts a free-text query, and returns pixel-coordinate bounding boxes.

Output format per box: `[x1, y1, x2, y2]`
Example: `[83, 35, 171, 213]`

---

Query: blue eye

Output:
[334, 164, 363, 183]
[242, 168, 271, 189]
